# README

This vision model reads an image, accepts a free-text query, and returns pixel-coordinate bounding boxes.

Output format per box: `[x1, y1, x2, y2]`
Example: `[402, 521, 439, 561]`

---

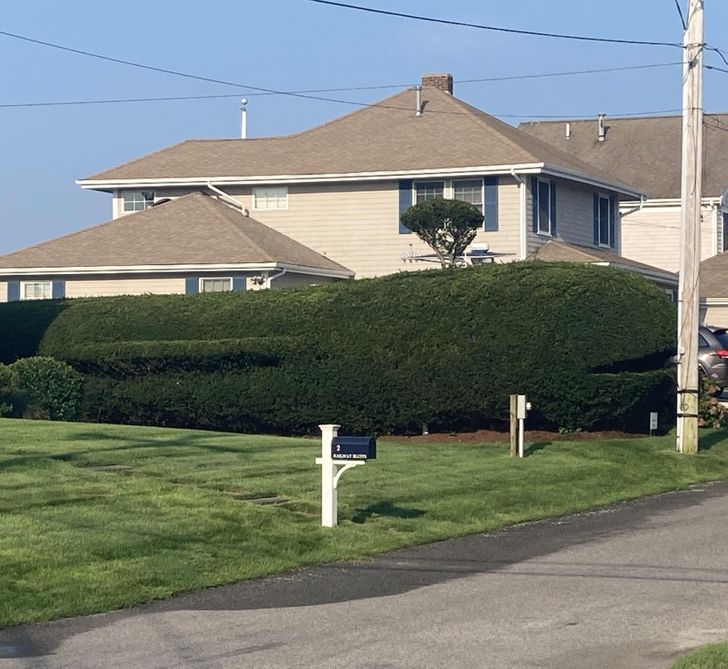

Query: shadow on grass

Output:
[525, 442, 549, 456]
[698, 429, 728, 452]
[351, 501, 426, 524]
[0, 430, 281, 472]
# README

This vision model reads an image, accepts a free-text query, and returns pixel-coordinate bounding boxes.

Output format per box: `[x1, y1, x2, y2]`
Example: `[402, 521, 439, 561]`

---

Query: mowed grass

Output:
[3, 419, 728, 628]
[672, 642, 728, 668]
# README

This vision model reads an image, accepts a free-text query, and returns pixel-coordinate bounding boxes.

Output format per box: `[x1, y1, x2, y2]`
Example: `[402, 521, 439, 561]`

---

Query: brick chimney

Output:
[421, 72, 453, 94]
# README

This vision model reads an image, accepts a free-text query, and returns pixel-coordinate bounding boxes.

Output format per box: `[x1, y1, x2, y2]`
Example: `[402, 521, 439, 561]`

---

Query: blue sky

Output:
[2, 0, 727, 254]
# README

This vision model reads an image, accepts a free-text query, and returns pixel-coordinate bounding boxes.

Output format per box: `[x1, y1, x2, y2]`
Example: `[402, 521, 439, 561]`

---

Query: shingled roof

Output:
[700, 252, 728, 298]
[80, 85, 641, 196]
[520, 114, 728, 199]
[0, 193, 351, 275]
[528, 239, 678, 284]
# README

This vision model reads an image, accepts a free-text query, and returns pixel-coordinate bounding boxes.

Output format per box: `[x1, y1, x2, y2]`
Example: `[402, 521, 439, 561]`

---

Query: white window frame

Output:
[452, 179, 484, 214]
[596, 192, 614, 248]
[413, 180, 446, 205]
[253, 186, 288, 210]
[534, 178, 554, 236]
[122, 190, 155, 213]
[21, 280, 52, 300]
[199, 277, 233, 293]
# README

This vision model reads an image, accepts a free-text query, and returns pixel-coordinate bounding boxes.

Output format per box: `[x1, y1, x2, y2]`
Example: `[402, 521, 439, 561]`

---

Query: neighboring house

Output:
[700, 252, 728, 327]
[0, 193, 351, 301]
[0, 73, 653, 301]
[529, 240, 678, 296]
[520, 114, 728, 273]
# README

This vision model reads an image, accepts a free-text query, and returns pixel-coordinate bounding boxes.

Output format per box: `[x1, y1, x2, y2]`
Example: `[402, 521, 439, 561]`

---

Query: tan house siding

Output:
[117, 177, 522, 278]
[271, 272, 338, 289]
[0, 282, 7, 303]
[621, 202, 717, 273]
[702, 302, 728, 328]
[65, 277, 186, 298]
[527, 178, 620, 255]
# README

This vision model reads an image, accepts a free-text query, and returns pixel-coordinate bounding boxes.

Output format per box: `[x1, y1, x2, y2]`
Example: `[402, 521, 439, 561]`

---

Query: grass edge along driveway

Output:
[2, 418, 728, 629]
[672, 641, 728, 668]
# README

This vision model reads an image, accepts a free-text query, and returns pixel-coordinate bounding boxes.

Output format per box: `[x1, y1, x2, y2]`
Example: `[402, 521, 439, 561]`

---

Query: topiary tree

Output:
[400, 199, 484, 268]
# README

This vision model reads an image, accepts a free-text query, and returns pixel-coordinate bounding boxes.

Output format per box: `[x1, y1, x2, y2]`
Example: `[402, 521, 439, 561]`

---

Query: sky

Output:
[1, 0, 727, 255]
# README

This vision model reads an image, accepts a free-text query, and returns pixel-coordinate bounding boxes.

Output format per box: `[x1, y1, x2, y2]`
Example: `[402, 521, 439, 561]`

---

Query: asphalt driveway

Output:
[2, 481, 728, 668]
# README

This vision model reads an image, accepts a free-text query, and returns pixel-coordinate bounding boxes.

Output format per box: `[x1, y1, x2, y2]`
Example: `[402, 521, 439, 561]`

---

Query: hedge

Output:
[0, 262, 677, 434]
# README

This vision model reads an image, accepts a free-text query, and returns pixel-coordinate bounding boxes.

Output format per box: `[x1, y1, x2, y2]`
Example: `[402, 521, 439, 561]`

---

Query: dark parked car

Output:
[699, 325, 728, 393]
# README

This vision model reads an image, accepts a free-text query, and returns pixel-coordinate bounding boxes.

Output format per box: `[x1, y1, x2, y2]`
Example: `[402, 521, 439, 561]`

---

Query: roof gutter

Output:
[0, 262, 353, 280]
[77, 161, 642, 198]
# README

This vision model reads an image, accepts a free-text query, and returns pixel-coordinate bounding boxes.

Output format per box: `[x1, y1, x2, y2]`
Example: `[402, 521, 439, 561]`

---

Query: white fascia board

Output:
[0, 262, 353, 279]
[621, 197, 722, 208]
[540, 164, 644, 199]
[589, 260, 677, 285]
[75, 163, 548, 191]
[611, 264, 679, 285]
[703, 297, 728, 305]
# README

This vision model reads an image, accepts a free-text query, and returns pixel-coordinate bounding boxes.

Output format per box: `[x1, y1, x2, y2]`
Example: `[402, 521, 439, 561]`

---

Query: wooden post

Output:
[676, 0, 703, 455]
[509, 394, 518, 457]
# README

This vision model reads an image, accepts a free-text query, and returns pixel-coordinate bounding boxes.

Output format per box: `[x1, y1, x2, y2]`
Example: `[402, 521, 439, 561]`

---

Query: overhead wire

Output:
[0, 62, 683, 111]
[304, 0, 685, 48]
[673, 0, 687, 30]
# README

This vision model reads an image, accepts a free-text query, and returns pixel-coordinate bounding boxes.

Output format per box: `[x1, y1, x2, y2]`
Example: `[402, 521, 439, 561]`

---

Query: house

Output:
[0, 193, 352, 301]
[529, 239, 677, 296]
[0, 73, 670, 301]
[699, 252, 728, 326]
[519, 114, 728, 273]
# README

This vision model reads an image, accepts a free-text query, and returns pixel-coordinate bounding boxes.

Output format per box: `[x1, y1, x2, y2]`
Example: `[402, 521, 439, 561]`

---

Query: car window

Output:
[699, 334, 710, 347]
[713, 330, 728, 348]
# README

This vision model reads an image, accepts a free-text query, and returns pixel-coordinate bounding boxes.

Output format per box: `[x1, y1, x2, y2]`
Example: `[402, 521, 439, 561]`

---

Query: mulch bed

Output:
[380, 429, 644, 444]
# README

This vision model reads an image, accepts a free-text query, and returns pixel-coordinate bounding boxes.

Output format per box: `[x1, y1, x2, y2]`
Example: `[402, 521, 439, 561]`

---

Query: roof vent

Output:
[565, 122, 572, 139]
[597, 113, 607, 142]
[421, 73, 453, 94]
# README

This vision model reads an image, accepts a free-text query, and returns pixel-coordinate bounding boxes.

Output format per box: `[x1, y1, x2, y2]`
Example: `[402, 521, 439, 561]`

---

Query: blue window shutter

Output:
[593, 193, 600, 246]
[232, 276, 246, 292]
[185, 277, 199, 295]
[51, 280, 65, 299]
[484, 176, 498, 231]
[549, 181, 557, 236]
[7, 281, 19, 302]
[609, 195, 616, 248]
[530, 176, 538, 232]
[399, 179, 413, 234]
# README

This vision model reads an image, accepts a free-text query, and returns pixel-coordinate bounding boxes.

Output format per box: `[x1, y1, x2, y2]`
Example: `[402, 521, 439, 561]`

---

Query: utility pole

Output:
[676, 0, 704, 455]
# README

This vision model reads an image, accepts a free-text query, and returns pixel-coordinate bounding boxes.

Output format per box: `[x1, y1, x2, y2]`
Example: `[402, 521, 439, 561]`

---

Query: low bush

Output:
[10, 357, 84, 421]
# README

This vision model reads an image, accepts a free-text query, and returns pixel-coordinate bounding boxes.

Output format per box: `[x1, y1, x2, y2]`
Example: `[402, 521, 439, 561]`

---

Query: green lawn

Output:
[2, 418, 728, 628]
[672, 642, 728, 668]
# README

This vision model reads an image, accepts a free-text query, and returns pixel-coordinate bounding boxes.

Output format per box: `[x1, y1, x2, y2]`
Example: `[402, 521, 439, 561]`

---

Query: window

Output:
[722, 212, 728, 252]
[22, 281, 52, 300]
[453, 179, 483, 214]
[534, 179, 555, 235]
[122, 190, 155, 213]
[253, 187, 288, 210]
[200, 278, 232, 293]
[414, 181, 444, 204]
[596, 194, 613, 247]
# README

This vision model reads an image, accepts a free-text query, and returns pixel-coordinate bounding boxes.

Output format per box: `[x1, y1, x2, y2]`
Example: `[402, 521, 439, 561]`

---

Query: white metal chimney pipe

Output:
[597, 113, 606, 142]
[240, 98, 248, 139]
[416, 85, 422, 117]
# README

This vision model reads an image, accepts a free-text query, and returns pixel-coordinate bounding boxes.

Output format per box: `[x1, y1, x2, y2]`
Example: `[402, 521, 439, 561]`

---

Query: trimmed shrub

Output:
[0, 364, 17, 417]
[0, 262, 677, 434]
[10, 357, 84, 421]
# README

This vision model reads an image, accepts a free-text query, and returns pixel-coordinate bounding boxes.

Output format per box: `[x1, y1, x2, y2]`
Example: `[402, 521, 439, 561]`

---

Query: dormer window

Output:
[123, 190, 155, 213]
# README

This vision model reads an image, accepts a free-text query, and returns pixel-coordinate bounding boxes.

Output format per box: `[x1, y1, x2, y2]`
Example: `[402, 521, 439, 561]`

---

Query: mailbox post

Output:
[315, 424, 375, 528]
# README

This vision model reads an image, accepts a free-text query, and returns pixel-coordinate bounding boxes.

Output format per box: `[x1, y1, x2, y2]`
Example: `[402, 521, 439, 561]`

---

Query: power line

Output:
[673, 0, 687, 30]
[0, 62, 682, 111]
[304, 0, 684, 48]
[0, 29, 371, 108]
